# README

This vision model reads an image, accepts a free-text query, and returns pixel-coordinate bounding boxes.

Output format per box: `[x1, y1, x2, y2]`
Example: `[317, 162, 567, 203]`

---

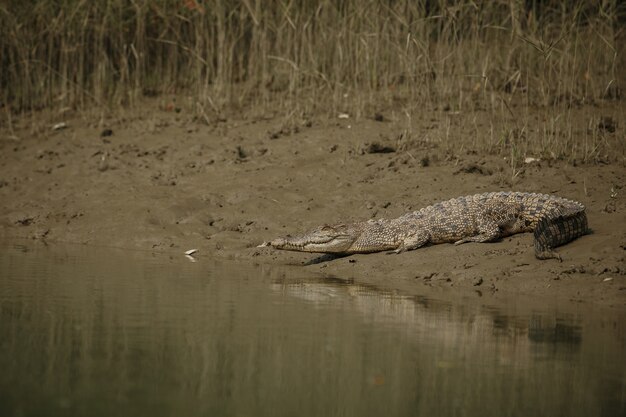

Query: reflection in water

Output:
[0, 243, 624, 417]
[272, 277, 587, 349]
[528, 318, 582, 345]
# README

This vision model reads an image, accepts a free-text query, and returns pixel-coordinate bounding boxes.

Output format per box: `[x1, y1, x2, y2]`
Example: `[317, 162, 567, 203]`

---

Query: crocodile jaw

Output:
[265, 225, 359, 253]
[267, 235, 356, 253]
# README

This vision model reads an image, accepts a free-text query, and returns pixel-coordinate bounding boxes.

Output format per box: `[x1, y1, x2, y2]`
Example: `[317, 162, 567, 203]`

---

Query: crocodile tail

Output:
[533, 211, 589, 260]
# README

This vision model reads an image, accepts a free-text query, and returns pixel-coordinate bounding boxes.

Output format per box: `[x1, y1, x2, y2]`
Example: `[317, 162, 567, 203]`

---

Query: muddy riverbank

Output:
[1, 100, 624, 307]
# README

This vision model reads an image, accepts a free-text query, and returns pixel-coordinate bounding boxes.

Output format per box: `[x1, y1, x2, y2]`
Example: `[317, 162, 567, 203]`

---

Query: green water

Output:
[0, 243, 623, 417]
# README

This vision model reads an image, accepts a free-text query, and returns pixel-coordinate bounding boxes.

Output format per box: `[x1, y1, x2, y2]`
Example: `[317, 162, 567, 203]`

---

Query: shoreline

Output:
[1, 102, 624, 308]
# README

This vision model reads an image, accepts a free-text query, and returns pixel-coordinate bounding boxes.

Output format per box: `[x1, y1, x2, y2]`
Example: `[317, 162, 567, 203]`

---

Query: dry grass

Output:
[1, 0, 623, 162]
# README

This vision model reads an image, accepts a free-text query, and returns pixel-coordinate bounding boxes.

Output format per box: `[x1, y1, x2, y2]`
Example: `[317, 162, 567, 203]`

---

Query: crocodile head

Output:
[264, 223, 361, 253]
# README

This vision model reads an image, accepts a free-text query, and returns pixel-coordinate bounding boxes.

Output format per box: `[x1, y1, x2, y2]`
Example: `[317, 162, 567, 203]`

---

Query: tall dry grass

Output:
[1, 0, 621, 113]
[0, 1, 623, 162]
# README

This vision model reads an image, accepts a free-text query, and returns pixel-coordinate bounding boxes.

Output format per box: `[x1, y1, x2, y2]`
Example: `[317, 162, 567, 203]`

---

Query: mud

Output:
[1, 100, 624, 308]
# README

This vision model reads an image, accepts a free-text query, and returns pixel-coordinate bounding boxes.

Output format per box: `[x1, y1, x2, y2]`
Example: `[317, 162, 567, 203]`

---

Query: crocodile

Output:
[260, 192, 589, 260]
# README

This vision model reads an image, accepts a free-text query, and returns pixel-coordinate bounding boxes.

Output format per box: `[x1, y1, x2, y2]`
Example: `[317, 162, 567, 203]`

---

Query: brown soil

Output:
[1, 101, 624, 308]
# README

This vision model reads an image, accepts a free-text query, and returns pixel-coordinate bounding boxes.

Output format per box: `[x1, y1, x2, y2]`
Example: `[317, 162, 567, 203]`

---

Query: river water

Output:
[0, 243, 623, 417]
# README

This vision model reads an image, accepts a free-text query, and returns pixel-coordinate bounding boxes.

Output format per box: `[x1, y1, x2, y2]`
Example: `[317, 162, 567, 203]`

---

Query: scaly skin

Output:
[260, 192, 589, 260]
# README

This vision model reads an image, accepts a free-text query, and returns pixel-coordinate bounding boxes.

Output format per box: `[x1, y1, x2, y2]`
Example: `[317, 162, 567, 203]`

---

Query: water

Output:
[0, 243, 624, 417]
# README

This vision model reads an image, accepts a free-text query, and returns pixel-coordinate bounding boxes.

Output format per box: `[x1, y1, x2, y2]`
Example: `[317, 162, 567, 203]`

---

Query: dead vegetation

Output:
[1, 0, 624, 164]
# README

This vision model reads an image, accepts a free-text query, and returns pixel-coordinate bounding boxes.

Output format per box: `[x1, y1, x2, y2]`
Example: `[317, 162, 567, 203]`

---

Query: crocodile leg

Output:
[394, 230, 430, 253]
[454, 212, 501, 245]
[453, 199, 525, 246]
[453, 222, 501, 245]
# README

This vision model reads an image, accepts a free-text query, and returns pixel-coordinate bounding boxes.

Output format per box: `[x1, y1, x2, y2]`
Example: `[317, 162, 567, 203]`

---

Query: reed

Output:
[1, 1, 623, 161]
